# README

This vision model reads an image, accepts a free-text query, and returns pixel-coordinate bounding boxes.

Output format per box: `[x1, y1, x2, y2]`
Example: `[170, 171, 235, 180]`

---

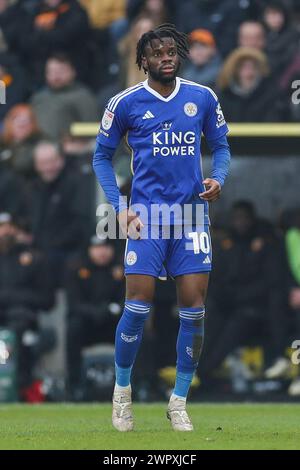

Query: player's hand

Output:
[199, 178, 221, 202]
[289, 287, 300, 309]
[117, 208, 144, 240]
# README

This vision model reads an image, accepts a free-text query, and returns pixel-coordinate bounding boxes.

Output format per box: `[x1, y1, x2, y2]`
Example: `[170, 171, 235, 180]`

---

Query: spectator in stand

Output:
[262, 1, 299, 80]
[293, 0, 300, 32]
[0, 213, 54, 391]
[0, 165, 28, 221]
[238, 21, 266, 51]
[79, 0, 126, 89]
[182, 29, 222, 88]
[29, 140, 88, 287]
[31, 53, 98, 140]
[80, 0, 126, 40]
[61, 133, 95, 172]
[17, 0, 91, 86]
[119, 16, 156, 88]
[265, 208, 300, 396]
[61, 133, 97, 235]
[0, 0, 23, 54]
[285, 208, 300, 396]
[278, 46, 300, 121]
[199, 201, 284, 386]
[0, 104, 43, 180]
[217, 47, 286, 122]
[0, 52, 29, 121]
[65, 236, 124, 399]
[127, 0, 170, 26]
[173, 0, 260, 57]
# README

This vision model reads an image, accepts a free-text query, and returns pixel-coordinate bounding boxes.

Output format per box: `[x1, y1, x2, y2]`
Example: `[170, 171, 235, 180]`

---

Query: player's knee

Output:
[182, 297, 206, 309]
[178, 290, 207, 308]
[121, 300, 152, 329]
[125, 278, 155, 304]
[126, 293, 153, 304]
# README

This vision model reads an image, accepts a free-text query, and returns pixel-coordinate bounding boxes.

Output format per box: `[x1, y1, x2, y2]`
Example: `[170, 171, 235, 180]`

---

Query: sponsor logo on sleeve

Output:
[216, 103, 226, 128]
[186, 347, 193, 358]
[99, 129, 109, 137]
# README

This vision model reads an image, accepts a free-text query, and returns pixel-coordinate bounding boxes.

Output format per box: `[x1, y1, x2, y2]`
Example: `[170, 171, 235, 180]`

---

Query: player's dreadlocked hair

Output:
[136, 23, 189, 72]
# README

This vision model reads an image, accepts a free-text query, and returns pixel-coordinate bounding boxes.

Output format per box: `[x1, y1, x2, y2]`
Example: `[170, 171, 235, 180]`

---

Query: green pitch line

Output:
[0, 403, 299, 450]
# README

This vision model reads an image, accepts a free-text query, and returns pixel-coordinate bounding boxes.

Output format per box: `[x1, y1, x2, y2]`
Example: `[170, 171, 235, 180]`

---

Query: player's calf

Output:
[167, 306, 205, 431]
[112, 300, 152, 431]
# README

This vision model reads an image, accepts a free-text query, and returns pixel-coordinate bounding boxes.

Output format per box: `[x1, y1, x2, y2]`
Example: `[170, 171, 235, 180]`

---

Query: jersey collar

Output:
[143, 76, 181, 102]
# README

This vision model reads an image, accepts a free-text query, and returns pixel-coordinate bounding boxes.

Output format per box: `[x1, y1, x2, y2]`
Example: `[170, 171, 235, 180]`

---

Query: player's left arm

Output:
[200, 90, 231, 202]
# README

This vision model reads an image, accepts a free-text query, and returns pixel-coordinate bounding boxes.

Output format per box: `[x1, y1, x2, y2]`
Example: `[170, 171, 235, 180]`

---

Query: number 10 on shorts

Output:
[188, 231, 210, 254]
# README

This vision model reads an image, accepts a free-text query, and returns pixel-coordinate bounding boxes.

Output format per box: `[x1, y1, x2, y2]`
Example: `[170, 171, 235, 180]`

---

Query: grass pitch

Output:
[0, 403, 299, 450]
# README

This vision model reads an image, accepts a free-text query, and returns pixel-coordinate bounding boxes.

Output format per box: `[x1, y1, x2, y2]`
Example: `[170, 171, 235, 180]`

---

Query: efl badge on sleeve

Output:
[101, 109, 115, 130]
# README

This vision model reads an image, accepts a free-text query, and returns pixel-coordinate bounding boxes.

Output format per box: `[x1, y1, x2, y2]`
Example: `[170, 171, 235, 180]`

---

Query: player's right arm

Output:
[93, 100, 143, 238]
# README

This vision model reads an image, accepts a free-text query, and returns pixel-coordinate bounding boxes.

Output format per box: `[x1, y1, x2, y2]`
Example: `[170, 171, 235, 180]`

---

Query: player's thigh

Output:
[166, 224, 212, 279]
[124, 233, 167, 303]
[124, 229, 167, 277]
[176, 273, 210, 307]
[126, 274, 156, 303]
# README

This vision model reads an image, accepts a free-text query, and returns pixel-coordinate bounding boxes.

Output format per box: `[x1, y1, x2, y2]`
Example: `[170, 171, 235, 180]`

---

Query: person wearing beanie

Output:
[182, 29, 222, 88]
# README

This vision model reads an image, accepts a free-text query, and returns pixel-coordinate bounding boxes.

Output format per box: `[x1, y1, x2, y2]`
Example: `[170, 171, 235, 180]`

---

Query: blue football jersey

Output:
[97, 77, 229, 225]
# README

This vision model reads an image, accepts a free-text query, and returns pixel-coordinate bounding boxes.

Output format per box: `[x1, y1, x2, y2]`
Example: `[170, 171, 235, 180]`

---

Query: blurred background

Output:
[0, 0, 300, 404]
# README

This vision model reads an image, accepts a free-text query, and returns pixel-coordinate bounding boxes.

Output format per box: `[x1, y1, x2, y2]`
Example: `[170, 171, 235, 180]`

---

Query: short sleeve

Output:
[203, 88, 229, 141]
[96, 98, 129, 149]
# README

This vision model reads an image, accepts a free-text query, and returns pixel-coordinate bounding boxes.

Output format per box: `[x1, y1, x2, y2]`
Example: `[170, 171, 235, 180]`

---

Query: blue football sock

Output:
[115, 300, 151, 387]
[173, 306, 205, 398]
[115, 364, 132, 387]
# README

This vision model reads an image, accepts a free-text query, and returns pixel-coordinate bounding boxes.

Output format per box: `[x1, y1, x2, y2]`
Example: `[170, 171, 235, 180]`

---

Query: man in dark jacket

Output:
[0, 165, 27, 222]
[65, 236, 124, 397]
[199, 201, 285, 384]
[29, 140, 88, 287]
[0, 0, 23, 53]
[17, 0, 92, 86]
[262, 0, 299, 80]
[264, 207, 300, 395]
[167, 0, 260, 56]
[31, 53, 98, 140]
[0, 213, 54, 390]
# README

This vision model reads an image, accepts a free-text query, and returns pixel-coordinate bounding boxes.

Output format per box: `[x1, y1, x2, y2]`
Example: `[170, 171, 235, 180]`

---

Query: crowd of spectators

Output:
[0, 0, 300, 401]
[1, 0, 300, 126]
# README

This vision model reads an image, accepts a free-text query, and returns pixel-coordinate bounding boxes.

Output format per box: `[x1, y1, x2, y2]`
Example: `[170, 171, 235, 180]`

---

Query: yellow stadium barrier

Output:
[70, 122, 300, 138]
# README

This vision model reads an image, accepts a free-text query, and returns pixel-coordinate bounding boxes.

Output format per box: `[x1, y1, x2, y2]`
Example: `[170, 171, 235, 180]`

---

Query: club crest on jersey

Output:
[101, 109, 114, 130]
[126, 250, 137, 266]
[161, 121, 172, 131]
[184, 102, 198, 117]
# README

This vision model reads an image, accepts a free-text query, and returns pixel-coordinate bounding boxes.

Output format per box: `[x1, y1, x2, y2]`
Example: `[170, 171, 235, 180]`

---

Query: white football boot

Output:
[264, 358, 290, 379]
[112, 385, 134, 432]
[288, 378, 300, 397]
[167, 395, 194, 431]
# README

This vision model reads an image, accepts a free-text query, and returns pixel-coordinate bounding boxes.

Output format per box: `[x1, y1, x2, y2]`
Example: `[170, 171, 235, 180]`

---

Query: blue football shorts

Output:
[124, 224, 212, 278]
